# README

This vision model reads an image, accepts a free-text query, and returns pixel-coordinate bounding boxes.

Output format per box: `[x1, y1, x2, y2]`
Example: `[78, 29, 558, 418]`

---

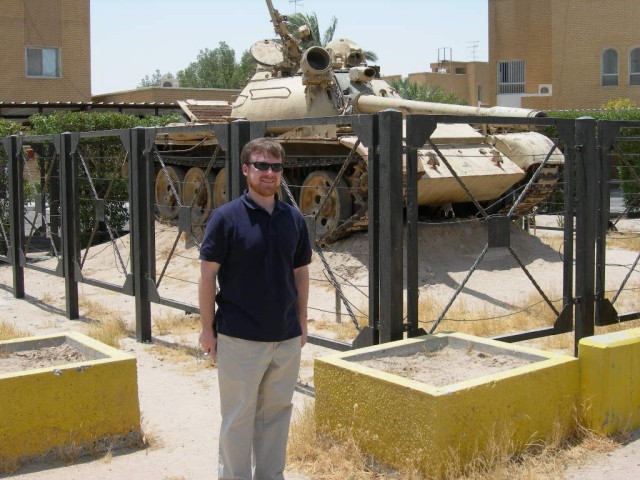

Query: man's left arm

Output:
[293, 265, 309, 347]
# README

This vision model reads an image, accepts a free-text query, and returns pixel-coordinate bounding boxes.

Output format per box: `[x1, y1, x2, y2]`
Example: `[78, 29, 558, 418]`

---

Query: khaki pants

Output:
[217, 333, 301, 480]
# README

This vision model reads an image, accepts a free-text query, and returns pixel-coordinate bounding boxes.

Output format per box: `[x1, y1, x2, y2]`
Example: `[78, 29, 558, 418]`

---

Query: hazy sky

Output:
[90, 0, 488, 95]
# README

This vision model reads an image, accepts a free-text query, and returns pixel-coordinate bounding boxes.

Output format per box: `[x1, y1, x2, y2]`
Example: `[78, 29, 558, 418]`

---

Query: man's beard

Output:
[247, 174, 280, 198]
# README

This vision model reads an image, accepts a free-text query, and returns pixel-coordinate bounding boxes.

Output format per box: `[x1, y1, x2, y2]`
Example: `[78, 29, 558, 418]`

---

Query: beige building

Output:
[489, 0, 640, 110]
[0, 0, 91, 103]
[407, 61, 490, 106]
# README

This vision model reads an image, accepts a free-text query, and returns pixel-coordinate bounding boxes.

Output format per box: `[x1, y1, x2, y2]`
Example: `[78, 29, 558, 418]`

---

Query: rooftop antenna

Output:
[467, 40, 479, 61]
[437, 47, 452, 73]
[289, 0, 303, 12]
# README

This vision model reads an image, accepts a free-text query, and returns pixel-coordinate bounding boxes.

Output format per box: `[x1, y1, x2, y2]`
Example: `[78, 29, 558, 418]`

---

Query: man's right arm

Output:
[199, 260, 220, 357]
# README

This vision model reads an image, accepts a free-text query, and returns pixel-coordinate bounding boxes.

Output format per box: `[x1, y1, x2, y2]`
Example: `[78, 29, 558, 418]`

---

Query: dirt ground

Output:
[1, 217, 639, 479]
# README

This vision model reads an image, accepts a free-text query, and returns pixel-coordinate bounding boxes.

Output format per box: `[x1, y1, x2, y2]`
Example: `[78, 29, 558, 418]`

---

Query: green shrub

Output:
[545, 103, 640, 213]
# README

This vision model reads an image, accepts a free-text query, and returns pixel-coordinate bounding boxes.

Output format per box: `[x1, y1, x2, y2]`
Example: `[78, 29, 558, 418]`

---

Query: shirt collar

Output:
[240, 190, 286, 214]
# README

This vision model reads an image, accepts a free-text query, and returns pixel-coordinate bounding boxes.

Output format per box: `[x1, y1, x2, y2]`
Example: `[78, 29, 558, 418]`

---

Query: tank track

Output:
[317, 164, 563, 246]
[500, 164, 563, 216]
[317, 206, 369, 247]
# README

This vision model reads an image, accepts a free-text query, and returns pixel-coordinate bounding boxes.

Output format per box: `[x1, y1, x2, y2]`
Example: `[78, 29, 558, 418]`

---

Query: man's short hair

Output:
[240, 138, 285, 165]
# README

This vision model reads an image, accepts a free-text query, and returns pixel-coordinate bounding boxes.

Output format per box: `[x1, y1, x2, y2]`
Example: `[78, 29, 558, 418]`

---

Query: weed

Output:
[0, 320, 30, 341]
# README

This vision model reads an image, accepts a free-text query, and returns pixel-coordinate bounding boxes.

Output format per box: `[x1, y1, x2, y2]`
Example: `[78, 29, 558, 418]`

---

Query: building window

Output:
[497, 60, 525, 94]
[26, 47, 60, 77]
[630, 48, 640, 86]
[601, 49, 618, 86]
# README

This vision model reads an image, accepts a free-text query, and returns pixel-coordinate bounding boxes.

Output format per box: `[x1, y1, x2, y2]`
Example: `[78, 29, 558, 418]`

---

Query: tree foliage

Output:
[0, 119, 24, 137]
[546, 101, 640, 213]
[25, 111, 183, 246]
[390, 79, 468, 105]
[176, 42, 255, 89]
[138, 70, 175, 88]
[286, 11, 378, 62]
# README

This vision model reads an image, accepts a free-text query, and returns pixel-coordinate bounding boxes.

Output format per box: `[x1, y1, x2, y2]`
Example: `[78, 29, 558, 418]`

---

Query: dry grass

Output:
[536, 318, 640, 353]
[418, 292, 561, 338]
[606, 231, 640, 252]
[39, 292, 56, 305]
[0, 456, 20, 475]
[145, 343, 215, 373]
[0, 431, 147, 474]
[79, 297, 119, 322]
[153, 312, 200, 336]
[287, 404, 627, 480]
[78, 297, 134, 348]
[84, 317, 133, 349]
[0, 320, 30, 341]
[311, 314, 369, 342]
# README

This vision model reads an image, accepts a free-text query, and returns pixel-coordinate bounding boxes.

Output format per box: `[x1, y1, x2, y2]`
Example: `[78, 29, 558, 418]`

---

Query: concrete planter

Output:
[579, 327, 640, 434]
[315, 332, 579, 477]
[0, 331, 141, 466]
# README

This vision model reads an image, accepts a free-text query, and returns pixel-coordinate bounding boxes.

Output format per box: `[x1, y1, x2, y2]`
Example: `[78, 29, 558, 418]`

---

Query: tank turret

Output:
[155, 0, 563, 244]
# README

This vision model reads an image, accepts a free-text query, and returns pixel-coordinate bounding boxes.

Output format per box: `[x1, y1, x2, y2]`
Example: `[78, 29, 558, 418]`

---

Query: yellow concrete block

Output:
[579, 327, 640, 434]
[315, 333, 579, 478]
[0, 331, 141, 464]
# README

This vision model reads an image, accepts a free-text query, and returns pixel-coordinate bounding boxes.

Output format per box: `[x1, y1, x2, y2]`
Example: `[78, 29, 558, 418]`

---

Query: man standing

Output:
[199, 137, 312, 480]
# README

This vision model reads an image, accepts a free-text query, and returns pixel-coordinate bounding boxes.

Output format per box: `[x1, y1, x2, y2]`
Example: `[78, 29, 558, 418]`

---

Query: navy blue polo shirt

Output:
[199, 191, 312, 342]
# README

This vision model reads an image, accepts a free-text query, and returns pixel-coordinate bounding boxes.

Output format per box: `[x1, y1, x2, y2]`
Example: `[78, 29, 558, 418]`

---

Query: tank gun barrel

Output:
[353, 94, 545, 118]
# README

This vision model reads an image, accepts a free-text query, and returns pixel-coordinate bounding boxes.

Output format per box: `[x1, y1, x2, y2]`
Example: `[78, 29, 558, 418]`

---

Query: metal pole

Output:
[6, 135, 25, 298]
[377, 110, 404, 343]
[574, 117, 597, 354]
[595, 121, 620, 326]
[352, 114, 379, 348]
[129, 127, 156, 342]
[405, 115, 436, 337]
[229, 120, 250, 200]
[556, 120, 577, 332]
[59, 132, 79, 319]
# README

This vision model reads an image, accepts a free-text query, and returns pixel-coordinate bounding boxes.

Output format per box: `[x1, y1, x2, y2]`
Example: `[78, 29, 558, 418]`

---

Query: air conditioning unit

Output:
[160, 77, 179, 88]
[538, 84, 552, 95]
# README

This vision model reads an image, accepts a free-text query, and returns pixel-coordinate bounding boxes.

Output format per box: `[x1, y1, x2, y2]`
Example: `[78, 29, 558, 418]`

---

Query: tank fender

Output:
[488, 131, 564, 171]
[338, 135, 427, 179]
[338, 135, 369, 163]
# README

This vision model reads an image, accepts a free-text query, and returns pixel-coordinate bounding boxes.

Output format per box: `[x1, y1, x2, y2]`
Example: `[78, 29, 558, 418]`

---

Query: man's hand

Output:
[199, 328, 217, 361]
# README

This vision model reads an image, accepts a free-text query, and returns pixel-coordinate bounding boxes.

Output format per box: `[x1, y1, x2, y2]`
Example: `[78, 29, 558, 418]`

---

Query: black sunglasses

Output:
[248, 161, 284, 172]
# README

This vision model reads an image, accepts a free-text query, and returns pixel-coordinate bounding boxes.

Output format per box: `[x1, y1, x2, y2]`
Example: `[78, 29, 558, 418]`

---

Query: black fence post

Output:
[595, 120, 621, 326]
[574, 117, 597, 354]
[405, 115, 437, 337]
[350, 114, 379, 348]
[555, 119, 577, 333]
[6, 135, 25, 298]
[129, 127, 156, 342]
[378, 110, 404, 343]
[229, 120, 250, 200]
[59, 132, 80, 319]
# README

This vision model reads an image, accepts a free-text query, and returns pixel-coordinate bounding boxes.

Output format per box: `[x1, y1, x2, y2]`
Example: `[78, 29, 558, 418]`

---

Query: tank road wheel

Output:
[155, 166, 185, 220]
[213, 167, 227, 208]
[300, 171, 352, 238]
[183, 167, 215, 227]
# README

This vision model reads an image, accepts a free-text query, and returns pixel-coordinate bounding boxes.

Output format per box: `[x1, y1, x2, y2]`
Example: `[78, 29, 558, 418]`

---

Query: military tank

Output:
[154, 0, 563, 244]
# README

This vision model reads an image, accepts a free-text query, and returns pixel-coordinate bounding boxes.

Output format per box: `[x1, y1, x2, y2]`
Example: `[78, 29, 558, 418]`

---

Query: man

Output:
[199, 137, 312, 480]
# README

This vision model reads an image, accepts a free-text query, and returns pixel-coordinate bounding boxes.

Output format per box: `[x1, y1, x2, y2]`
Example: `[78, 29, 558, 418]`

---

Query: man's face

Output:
[242, 151, 282, 198]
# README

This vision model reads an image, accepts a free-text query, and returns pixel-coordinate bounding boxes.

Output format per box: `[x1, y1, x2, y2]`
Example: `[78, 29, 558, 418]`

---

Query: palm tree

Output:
[391, 79, 467, 105]
[286, 12, 378, 63]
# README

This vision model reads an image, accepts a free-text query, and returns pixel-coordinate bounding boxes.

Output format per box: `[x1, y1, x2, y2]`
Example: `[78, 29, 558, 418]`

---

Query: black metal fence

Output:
[0, 113, 638, 356]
